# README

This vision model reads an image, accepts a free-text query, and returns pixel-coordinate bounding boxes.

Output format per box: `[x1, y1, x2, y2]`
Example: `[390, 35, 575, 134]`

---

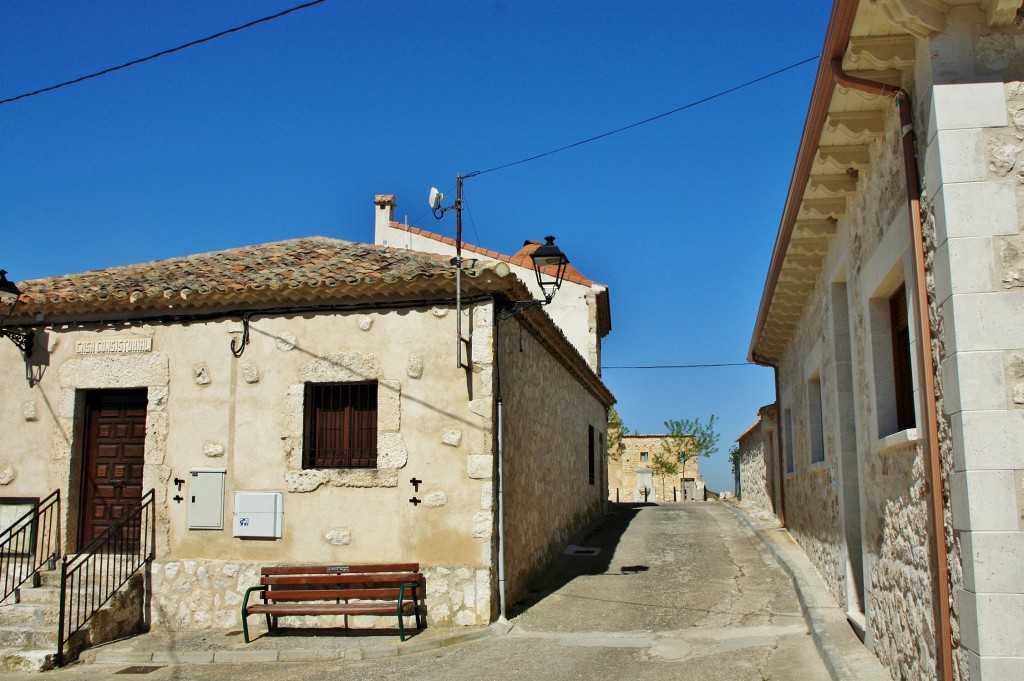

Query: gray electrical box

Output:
[188, 468, 226, 530]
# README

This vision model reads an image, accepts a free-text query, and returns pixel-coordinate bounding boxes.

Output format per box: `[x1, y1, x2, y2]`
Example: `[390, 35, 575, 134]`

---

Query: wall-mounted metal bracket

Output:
[230, 315, 251, 358]
[1, 329, 33, 358]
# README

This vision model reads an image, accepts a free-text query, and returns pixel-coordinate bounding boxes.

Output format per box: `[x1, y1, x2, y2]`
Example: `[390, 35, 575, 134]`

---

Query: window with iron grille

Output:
[302, 382, 378, 469]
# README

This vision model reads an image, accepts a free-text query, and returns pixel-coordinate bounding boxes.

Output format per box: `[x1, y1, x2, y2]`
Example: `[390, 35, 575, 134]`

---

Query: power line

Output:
[0, 0, 329, 107]
[464, 56, 818, 179]
[602, 363, 755, 369]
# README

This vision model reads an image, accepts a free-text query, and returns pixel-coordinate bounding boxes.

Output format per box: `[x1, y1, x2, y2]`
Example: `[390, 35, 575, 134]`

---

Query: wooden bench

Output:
[241, 563, 424, 643]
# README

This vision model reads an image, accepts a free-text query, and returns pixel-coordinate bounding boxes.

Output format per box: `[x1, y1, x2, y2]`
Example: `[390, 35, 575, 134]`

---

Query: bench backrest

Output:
[259, 563, 422, 602]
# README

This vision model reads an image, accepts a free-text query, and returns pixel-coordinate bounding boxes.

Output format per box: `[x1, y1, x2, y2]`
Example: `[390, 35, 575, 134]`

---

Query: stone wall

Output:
[773, 82, 936, 679]
[923, 67, 1024, 677]
[736, 421, 774, 516]
[150, 560, 488, 631]
[497, 314, 609, 607]
[0, 303, 500, 629]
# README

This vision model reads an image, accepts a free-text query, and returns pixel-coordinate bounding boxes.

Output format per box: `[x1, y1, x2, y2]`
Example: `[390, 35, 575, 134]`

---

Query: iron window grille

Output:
[302, 382, 378, 469]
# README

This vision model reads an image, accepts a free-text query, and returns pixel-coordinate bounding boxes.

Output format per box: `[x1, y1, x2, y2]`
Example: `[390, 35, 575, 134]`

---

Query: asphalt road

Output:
[17, 502, 831, 680]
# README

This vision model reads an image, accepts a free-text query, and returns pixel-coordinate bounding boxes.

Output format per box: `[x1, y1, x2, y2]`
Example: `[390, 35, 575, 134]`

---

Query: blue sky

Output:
[1, 1, 833, 494]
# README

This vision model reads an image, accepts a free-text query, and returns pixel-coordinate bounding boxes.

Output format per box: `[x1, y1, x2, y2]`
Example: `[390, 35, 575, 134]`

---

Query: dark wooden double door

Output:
[79, 390, 147, 551]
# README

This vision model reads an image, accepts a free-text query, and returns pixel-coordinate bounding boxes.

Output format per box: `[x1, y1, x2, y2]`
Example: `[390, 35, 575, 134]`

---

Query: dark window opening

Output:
[588, 425, 596, 485]
[303, 382, 378, 469]
[890, 286, 915, 431]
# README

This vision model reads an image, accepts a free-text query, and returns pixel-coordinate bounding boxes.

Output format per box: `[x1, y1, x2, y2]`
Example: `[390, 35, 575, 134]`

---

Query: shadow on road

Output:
[506, 503, 653, 619]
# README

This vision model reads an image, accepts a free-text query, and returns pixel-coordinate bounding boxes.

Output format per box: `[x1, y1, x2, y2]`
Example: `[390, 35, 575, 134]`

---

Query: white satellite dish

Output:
[428, 187, 444, 210]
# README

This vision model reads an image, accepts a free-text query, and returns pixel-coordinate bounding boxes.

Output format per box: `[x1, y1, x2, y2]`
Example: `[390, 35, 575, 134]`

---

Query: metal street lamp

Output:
[530, 236, 569, 304]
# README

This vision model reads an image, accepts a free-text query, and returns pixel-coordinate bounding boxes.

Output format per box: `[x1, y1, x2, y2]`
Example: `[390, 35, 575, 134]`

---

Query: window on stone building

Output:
[677, 451, 685, 463]
[588, 425, 596, 485]
[890, 285, 916, 432]
[640, 452, 649, 462]
[808, 373, 825, 464]
[302, 382, 378, 468]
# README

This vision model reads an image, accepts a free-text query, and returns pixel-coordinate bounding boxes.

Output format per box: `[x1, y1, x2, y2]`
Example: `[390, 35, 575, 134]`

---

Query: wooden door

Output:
[79, 390, 148, 551]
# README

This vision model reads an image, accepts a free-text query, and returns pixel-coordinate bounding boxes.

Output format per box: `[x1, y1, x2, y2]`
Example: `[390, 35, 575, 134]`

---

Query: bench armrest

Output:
[242, 585, 268, 614]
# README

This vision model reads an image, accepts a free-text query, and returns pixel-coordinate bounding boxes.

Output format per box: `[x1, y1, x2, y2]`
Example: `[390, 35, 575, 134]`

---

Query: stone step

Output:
[0, 603, 58, 626]
[35, 570, 62, 589]
[0, 647, 57, 673]
[14, 587, 60, 606]
[0, 625, 58, 649]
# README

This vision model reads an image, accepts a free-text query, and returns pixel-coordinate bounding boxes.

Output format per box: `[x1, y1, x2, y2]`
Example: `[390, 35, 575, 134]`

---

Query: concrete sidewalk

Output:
[76, 619, 507, 667]
[722, 500, 891, 681]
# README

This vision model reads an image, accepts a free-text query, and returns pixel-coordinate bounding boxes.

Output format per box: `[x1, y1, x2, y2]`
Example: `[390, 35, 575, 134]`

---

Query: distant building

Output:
[734, 406, 778, 517]
[608, 434, 703, 503]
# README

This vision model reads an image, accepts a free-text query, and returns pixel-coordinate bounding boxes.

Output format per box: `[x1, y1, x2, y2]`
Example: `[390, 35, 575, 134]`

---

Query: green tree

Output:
[649, 450, 679, 500]
[661, 415, 720, 499]
[607, 406, 629, 461]
[729, 443, 741, 498]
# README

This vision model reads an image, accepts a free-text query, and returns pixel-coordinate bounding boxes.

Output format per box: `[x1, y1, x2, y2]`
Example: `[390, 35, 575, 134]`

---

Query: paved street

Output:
[13, 503, 831, 680]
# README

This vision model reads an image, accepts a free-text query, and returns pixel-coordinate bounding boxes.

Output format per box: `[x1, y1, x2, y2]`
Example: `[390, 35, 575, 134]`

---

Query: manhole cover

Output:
[116, 666, 165, 675]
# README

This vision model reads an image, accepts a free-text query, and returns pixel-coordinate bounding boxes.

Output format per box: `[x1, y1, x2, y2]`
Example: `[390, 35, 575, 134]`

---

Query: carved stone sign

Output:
[75, 338, 153, 354]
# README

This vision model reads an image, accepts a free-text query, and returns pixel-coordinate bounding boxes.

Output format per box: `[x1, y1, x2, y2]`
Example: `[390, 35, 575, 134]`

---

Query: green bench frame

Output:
[241, 563, 424, 643]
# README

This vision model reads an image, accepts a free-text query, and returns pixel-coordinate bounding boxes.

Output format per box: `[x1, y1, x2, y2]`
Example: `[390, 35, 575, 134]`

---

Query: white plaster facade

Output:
[748, 3, 1024, 680]
[373, 195, 611, 375]
[0, 235, 613, 634]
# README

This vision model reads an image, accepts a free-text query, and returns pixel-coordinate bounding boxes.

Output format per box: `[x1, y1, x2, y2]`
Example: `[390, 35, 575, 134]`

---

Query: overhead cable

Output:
[0, 0, 329, 106]
[464, 56, 818, 178]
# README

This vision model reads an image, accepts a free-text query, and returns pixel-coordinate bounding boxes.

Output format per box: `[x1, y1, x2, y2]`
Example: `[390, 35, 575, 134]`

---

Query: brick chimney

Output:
[374, 194, 396, 246]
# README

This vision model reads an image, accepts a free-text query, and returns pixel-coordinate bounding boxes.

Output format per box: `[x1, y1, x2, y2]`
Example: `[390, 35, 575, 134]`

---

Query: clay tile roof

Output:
[391, 223, 602, 288]
[10, 236, 518, 320]
[508, 239, 592, 287]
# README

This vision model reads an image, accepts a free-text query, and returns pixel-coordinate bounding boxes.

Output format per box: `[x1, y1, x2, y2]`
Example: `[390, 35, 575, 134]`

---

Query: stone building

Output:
[734, 406, 779, 518]
[0, 234, 613, 638]
[608, 434, 703, 503]
[748, 1, 1024, 679]
[374, 194, 611, 375]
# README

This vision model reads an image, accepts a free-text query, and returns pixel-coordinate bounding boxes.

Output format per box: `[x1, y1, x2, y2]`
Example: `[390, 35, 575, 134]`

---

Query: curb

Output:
[722, 503, 891, 681]
[86, 621, 506, 667]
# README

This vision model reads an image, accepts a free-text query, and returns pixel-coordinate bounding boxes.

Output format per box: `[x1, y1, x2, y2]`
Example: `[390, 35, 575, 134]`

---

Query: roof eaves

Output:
[748, 0, 859, 364]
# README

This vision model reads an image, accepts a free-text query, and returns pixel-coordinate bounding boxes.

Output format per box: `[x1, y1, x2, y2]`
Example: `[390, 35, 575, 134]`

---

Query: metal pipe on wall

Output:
[831, 59, 954, 681]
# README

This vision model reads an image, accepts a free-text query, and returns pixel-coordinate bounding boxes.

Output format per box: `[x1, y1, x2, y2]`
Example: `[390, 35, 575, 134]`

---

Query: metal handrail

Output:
[0, 489, 61, 604]
[57, 488, 155, 667]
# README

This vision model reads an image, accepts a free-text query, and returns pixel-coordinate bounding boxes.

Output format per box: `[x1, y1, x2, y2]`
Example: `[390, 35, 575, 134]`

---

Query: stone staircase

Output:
[0, 567, 148, 672]
[0, 568, 63, 671]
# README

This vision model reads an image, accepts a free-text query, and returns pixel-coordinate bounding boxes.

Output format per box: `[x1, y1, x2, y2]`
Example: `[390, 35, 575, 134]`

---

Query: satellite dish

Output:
[428, 187, 444, 210]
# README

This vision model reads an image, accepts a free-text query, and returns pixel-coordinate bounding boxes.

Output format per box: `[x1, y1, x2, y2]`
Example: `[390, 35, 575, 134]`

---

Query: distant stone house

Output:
[734, 406, 778, 518]
[374, 194, 612, 375]
[748, 2, 1024, 679]
[608, 434, 702, 503]
[0, 235, 613, 633]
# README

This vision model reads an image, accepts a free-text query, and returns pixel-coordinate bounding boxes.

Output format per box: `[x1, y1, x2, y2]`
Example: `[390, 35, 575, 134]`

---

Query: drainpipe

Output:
[831, 59, 953, 681]
[493, 305, 508, 622]
[495, 393, 507, 622]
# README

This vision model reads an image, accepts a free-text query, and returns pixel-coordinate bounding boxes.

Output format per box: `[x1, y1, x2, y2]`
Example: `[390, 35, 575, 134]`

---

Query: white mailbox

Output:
[232, 491, 283, 538]
[188, 468, 226, 530]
